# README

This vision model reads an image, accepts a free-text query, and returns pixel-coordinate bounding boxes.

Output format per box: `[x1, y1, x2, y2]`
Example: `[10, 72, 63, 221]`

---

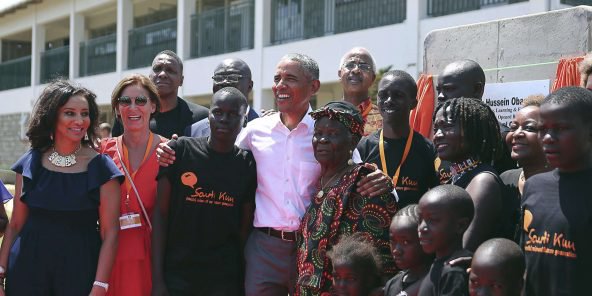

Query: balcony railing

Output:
[0, 56, 31, 91]
[79, 33, 116, 77]
[560, 0, 592, 5]
[190, 0, 254, 58]
[41, 46, 69, 84]
[128, 18, 177, 69]
[428, 0, 527, 17]
[271, 0, 406, 45]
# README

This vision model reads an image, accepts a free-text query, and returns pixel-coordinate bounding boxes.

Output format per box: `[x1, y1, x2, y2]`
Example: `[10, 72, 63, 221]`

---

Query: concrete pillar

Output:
[31, 23, 45, 86]
[116, 0, 133, 72]
[253, 0, 269, 111]
[177, 0, 195, 60]
[70, 4, 85, 79]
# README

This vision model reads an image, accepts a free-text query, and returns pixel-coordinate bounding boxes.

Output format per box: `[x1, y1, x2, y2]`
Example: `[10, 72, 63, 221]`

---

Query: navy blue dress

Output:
[8, 149, 123, 295]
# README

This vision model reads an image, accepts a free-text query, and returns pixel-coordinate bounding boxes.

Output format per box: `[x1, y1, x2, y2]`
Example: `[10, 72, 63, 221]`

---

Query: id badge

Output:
[119, 213, 142, 230]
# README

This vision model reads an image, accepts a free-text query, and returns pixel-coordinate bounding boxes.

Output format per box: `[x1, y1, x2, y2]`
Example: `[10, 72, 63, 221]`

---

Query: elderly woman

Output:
[296, 101, 397, 296]
[0, 80, 122, 295]
[99, 74, 167, 295]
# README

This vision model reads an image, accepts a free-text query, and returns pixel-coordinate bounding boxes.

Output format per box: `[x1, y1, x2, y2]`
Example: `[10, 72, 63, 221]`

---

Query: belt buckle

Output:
[281, 230, 291, 242]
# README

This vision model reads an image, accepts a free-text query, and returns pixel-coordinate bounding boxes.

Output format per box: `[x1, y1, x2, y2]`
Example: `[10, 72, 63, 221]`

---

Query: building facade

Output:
[0, 0, 582, 167]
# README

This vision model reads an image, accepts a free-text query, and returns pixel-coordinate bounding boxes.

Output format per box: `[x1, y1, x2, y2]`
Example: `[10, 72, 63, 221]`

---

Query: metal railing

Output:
[190, 0, 254, 58]
[560, 0, 592, 5]
[128, 18, 177, 69]
[271, 0, 406, 45]
[79, 33, 116, 77]
[0, 56, 31, 91]
[41, 46, 69, 84]
[428, 0, 527, 17]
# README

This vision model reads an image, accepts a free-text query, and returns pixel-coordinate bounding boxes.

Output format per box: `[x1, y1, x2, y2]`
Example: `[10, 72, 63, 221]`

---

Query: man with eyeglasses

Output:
[184, 58, 260, 138]
[111, 50, 209, 138]
[338, 47, 382, 136]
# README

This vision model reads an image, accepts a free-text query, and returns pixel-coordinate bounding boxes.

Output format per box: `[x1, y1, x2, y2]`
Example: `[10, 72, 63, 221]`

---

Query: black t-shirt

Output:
[521, 168, 592, 296]
[500, 168, 522, 243]
[357, 130, 439, 208]
[418, 249, 472, 296]
[385, 270, 424, 296]
[112, 97, 208, 138]
[157, 137, 257, 294]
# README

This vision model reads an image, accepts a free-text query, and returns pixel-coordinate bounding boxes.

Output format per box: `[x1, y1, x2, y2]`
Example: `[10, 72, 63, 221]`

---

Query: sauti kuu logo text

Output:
[523, 209, 577, 259]
[181, 172, 236, 207]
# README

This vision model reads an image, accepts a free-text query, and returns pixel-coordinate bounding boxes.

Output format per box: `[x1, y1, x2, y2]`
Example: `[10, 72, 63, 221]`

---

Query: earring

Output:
[348, 150, 354, 166]
[84, 133, 89, 141]
[50, 133, 53, 141]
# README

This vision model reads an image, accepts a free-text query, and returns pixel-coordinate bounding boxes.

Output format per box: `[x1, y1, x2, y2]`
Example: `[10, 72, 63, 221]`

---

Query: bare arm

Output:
[91, 179, 121, 296]
[462, 173, 502, 252]
[0, 175, 27, 294]
[152, 177, 171, 296]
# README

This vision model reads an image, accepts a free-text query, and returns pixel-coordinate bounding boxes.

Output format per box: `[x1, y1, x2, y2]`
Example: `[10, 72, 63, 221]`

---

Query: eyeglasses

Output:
[118, 95, 149, 107]
[212, 74, 243, 84]
[342, 62, 373, 72]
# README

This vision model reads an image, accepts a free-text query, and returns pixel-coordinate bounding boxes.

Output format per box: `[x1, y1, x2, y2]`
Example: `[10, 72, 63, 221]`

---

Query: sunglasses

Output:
[342, 62, 373, 72]
[118, 95, 149, 107]
[212, 74, 243, 84]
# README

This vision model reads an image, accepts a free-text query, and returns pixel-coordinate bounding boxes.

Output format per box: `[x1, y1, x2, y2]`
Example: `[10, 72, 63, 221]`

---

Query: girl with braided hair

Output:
[432, 97, 509, 252]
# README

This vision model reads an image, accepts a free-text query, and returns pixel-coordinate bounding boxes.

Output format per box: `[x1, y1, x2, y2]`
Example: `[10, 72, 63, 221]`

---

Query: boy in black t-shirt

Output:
[520, 86, 592, 296]
[152, 87, 256, 296]
[469, 238, 525, 296]
[417, 185, 473, 296]
[357, 70, 439, 208]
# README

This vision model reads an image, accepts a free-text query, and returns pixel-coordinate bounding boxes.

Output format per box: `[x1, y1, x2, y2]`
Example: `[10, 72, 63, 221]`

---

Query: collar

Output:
[357, 98, 373, 119]
[275, 105, 314, 130]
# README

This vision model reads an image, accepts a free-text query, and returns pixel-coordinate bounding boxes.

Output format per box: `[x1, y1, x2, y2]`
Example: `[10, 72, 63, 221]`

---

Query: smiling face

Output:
[54, 95, 91, 144]
[272, 59, 317, 117]
[150, 54, 183, 98]
[433, 107, 468, 162]
[312, 116, 355, 168]
[417, 194, 464, 258]
[117, 84, 156, 133]
[338, 51, 376, 96]
[505, 106, 545, 165]
[389, 216, 427, 271]
[538, 103, 592, 172]
[377, 75, 417, 125]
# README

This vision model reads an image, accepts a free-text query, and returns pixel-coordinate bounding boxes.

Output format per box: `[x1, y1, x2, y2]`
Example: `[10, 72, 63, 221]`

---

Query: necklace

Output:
[316, 165, 352, 198]
[48, 145, 81, 167]
[449, 157, 481, 185]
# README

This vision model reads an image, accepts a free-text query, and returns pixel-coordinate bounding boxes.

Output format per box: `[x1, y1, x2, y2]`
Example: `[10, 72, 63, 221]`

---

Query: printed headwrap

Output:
[309, 101, 365, 136]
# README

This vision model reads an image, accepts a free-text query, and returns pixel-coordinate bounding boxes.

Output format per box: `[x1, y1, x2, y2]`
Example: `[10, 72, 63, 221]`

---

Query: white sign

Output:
[482, 80, 550, 127]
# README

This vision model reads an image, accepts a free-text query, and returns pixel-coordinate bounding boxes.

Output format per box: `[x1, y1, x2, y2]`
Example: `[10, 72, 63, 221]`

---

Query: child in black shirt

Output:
[469, 238, 525, 296]
[417, 185, 473, 296]
[520, 86, 592, 296]
[152, 87, 256, 296]
[384, 204, 432, 296]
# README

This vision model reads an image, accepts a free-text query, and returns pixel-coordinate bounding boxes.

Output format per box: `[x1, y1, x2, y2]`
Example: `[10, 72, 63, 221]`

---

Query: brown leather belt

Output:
[257, 227, 298, 242]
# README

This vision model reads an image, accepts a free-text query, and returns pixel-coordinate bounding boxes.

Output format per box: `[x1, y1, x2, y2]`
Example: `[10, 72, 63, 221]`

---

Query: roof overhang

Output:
[0, 0, 42, 17]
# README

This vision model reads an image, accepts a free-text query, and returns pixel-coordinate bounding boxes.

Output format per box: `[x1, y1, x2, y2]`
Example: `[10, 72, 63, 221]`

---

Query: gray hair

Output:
[339, 47, 377, 73]
[280, 53, 319, 80]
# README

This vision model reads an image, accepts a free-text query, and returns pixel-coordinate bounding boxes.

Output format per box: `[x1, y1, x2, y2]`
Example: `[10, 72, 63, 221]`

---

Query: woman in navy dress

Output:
[0, 80, 122, 296]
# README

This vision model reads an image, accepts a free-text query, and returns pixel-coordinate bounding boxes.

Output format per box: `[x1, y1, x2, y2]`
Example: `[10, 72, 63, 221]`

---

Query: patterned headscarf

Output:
[309, 101, 365, 136]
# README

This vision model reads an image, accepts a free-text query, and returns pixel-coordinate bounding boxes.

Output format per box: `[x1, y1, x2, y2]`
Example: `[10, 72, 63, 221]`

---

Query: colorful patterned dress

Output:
[296, 165, 397, 296]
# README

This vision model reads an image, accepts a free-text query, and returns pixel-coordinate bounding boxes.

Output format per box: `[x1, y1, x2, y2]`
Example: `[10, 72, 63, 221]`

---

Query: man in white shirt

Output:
[157, 53, 393, 295]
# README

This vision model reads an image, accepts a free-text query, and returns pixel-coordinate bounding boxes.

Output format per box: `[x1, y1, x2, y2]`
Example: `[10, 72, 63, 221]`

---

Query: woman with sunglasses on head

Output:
[99, 74, 167, 295]
[0, 80, 122, 295]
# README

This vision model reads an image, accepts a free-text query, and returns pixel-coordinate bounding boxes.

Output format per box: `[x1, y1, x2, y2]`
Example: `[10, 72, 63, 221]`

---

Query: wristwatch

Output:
[93, 280, 109, 292]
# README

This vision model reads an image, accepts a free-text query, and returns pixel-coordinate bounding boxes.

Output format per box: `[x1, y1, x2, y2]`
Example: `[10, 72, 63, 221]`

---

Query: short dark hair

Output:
[327, 233, 382, 288]
[543, 86, 592, 125]
[423, 184, 474, 222]
[433, 97, 503, 165]
[155, 50, 183, 72]
[382, 70, 418, 98]
[27, 79, 99, 151]
[111, 74, 161, 117]
[472, 238, 525, 282]
[579, 53, 592, 87]
[392, 204, 420, 225]
[213, 86, 248, 111]
[280, 53, 319, 80]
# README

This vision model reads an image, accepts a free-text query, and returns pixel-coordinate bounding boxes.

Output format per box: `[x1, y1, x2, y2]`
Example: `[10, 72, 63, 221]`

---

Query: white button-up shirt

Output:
[236, 107, 320, 231]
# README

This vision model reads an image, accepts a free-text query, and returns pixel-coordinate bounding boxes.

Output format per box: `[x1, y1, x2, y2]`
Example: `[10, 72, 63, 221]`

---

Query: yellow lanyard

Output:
[379, 128, 413, 187]
[121, 132, 154, 196]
